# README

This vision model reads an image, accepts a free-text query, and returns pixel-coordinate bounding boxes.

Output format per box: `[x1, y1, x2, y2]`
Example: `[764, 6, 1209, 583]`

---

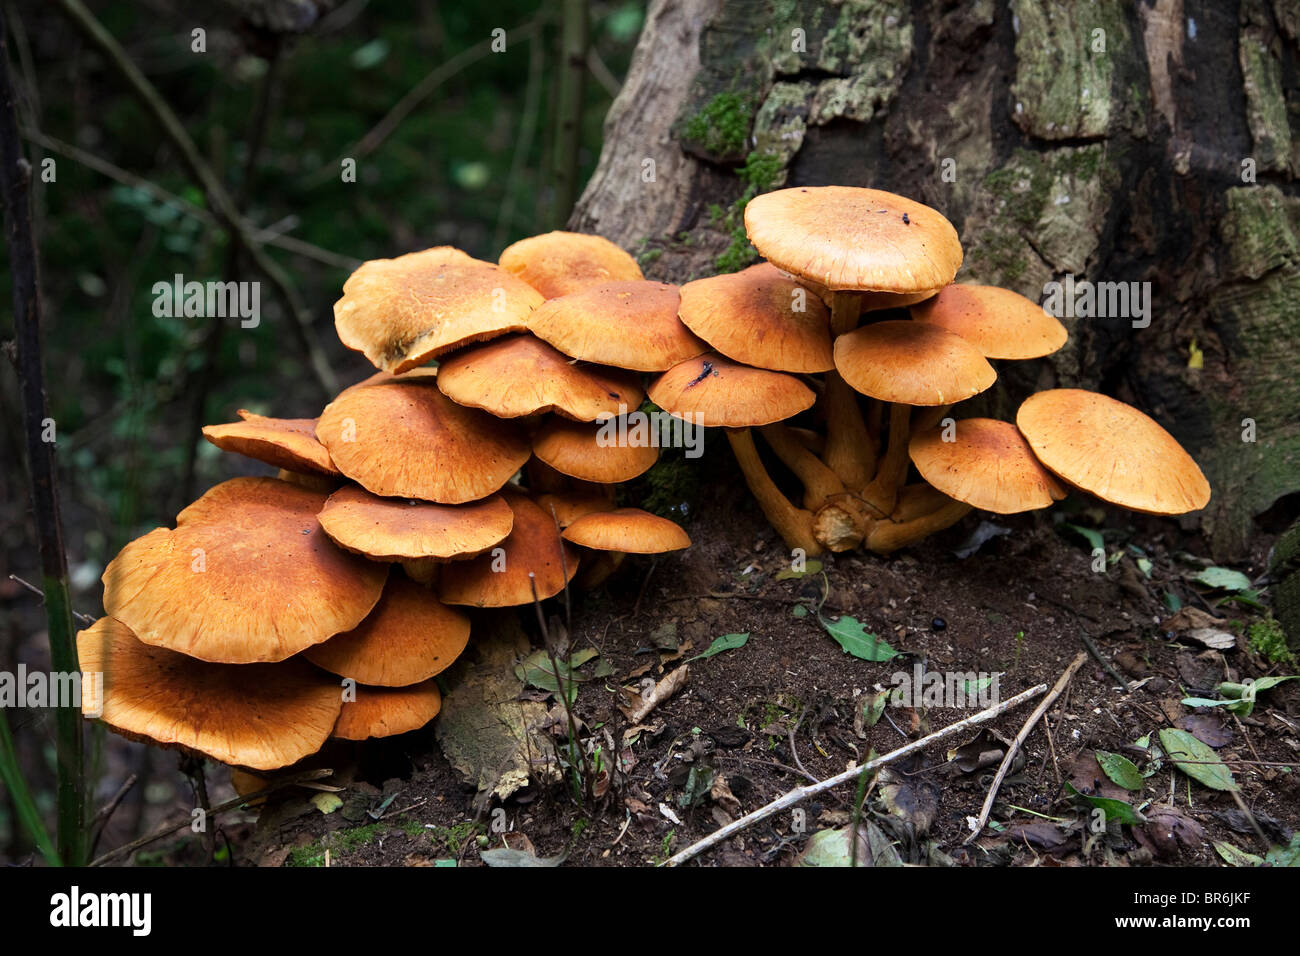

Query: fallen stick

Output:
[662, 682, 1048, 867]
[962, 651, 1087, 846]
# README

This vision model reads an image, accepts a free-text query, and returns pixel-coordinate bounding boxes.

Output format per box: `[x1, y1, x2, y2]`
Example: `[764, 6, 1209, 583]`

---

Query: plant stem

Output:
[0, 708, 60, 865]
[0, 6, 86, 864]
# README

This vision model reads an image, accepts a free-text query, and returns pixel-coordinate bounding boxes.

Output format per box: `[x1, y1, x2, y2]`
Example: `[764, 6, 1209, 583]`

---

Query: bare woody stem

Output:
[0, 9, 85, 865]
[725, 428, 822, 556]
[821, 291, 876, 488]
[758, 422, 845, 509]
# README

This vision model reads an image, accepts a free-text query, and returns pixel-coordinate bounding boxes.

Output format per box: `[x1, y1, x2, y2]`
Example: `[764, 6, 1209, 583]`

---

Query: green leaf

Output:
[685, 632, 749, 662]
[791, 604, 808, 619]
[1095, 750, 1144, 791]
[1158, 728, 1238, 791]
[1248, 675, 1298, 693]
[1064, 783, 1143, 825]
[1163, 591, 1183, 611]
[1214, 841, 1265, 867]
[514, 648, 599, 701]
[1193, 567, 1251, 591]
[1063, 523, 1104, 551]
[776, 559, 823, 581]
[1219, 589, 1265, 609]
[479, 848, 567, 867]
[1265, 835, 1300, 867]
[1136, 557, 1153, 578]
[818, 615, 898, 662]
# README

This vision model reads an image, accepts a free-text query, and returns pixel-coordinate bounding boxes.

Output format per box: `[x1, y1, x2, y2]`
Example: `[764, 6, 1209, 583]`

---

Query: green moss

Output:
[1249, 615, 1296, 665]
[682, 91, 756, 159]
[640, 449, 700, 521]
[426, 820, 480, 856]
[712, 150, 784, 273]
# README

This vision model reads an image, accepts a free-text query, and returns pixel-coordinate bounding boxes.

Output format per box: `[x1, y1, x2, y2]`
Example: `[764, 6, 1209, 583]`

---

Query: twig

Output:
[9, 574, 94, 625]
[1080, 631, 1130, 692]
[23, 129, 358, 268]
[962, 651, 1087, 845]
[0, 8, 85, 864]
[663, 683, 1048, 866]
[89, 773, 138, 857]
[89, 768, 334, 866]
[54, 0, 338, 396]
[310, 17, 542, 185]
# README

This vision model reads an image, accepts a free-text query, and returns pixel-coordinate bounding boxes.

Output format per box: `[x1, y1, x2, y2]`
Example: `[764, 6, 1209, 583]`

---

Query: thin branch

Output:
[89, 768, 334, 866]
[0, 5, 85, 864]
[962, 651, 1088, 845]
[23, 129, 359, 268]
[309, 17, 543, 186]
[54, 0, 338, 396]
[664, 683, 1048, 866]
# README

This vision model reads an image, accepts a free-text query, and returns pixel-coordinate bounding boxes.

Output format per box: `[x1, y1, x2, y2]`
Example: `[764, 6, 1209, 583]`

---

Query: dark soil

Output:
[171, 469, 1300, 869]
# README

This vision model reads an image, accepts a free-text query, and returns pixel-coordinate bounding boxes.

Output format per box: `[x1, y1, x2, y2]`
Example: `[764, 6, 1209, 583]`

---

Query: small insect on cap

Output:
[499, 230, 643, 299]
[744, 186, 963, 293]
[648, 353, 816, 428]
[677, 262, 834, 374]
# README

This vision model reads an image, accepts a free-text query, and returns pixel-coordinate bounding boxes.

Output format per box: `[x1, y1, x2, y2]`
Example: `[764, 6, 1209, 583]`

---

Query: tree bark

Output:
[573, 0, 1300, 560]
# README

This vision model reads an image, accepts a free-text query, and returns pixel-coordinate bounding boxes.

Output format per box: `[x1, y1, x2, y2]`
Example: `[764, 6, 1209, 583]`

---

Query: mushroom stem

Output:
[577, 550, 625, 589]
[891, 483, 952, 522]
[860, 403, 912, 517]
[912, 404, 952, 435]
[759, 422, 845, 509]
[866, 499, 972, 554]
[725, 428, 823, 556]
[823, 291, 876, 488]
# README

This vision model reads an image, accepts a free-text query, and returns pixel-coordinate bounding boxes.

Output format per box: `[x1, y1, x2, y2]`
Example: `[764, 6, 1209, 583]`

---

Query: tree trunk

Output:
[573, 0, 1300, 560]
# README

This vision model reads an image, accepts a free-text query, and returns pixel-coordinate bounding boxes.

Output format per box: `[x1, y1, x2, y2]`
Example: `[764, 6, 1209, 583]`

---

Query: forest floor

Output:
[97, 471, 1299, 869]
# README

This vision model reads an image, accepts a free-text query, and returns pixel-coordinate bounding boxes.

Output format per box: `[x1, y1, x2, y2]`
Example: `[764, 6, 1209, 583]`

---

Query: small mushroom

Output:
[499, 230, 643, 298]
[334, 681, 443, 741]
[202, 410, 340, 476]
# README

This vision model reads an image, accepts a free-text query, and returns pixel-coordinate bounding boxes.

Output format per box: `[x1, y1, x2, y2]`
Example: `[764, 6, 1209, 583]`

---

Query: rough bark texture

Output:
[572, 0, 1300, 566]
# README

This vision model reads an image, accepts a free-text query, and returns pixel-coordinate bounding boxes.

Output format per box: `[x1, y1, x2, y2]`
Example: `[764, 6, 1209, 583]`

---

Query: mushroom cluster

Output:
[656, 185, 1210, 556]
[79, 186, 1211, 775]
[80, 233, 695, 774]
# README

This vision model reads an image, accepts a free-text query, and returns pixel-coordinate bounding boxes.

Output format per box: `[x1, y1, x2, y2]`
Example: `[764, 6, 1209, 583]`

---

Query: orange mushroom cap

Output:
[499, 230, 643, 298]
[333, 246, 543, 373]
[677, 263, 833, 373]
[532, 416, 659, 483]
[834, 320, 996, 406]
[909, 418, 1066, 514]
[317, 485, 513, 561]
[202, 410, 340, 476]
[744, 186, 962, 293]
[562, 508, 691, 554]
[305, 576, 470, 687]
[1016, 389, 1211, 515]
[648, 353, 815, 427]
[439, 490, 579, 607]
[436, 334, 643, 421]
[316, 375, 530, 503]
[527, 280, 707, 371]
[78, 617, 344, 771]
[103, 477, 388, 663]
[334, 680, 442, 740]
[910, 284, 1068, 359]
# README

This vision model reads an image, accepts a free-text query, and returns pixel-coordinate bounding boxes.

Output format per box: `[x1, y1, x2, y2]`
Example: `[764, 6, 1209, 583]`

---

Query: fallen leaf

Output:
[797, 822, 902, 867]
[1095, 750, 1144, 791]
[435, 614, 559, 801]
[711, 775, 741, 816]
[620, 666, 689, 723]
[819, 614, 898, 662]
[310, 792, 343, 815]
[1192, 567, 1251, 592]
[480, 847, 566, 867]
[685, 632, 749, 662]
[1159, 728, 1238, 791]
